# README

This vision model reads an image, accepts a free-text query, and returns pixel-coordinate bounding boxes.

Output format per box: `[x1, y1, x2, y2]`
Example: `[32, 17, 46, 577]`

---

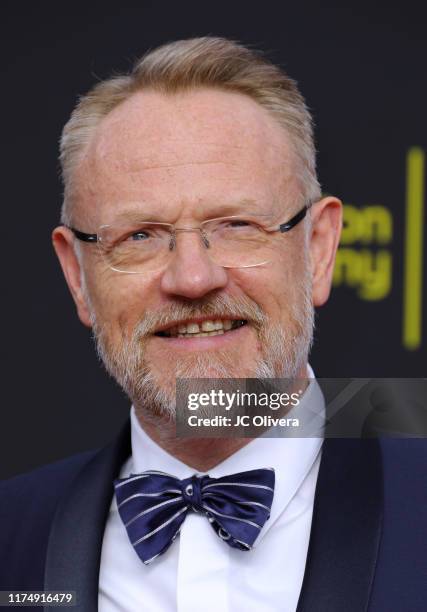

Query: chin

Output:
[151, 353, 259, 380]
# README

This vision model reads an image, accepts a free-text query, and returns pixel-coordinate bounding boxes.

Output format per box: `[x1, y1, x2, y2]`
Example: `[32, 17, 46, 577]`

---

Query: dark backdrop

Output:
[1, 0, 425, 478]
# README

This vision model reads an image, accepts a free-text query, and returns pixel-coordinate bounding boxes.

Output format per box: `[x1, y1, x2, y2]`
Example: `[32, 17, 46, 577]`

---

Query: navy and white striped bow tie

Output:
[114, 468, 275, 565]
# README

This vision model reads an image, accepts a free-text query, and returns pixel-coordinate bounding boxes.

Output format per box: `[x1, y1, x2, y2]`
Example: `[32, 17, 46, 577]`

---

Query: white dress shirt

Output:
[99, 370, 324, 612]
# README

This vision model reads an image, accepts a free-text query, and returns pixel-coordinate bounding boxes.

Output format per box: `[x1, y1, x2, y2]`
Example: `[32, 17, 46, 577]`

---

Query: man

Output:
[0, 37, 425, 611]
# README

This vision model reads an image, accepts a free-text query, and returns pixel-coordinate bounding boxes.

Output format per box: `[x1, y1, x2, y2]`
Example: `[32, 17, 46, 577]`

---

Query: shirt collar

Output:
[127, 364, 324, 546]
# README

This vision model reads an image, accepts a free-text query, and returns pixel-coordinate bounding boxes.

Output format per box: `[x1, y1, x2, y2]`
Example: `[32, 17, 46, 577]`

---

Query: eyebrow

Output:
[106, 205, 163, 224]
[204, 199, 273, 218]
[106, 198, 275, 224]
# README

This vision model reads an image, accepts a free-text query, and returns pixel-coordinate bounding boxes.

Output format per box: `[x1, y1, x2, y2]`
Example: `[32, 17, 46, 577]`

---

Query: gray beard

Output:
[89, 276, 314, 423]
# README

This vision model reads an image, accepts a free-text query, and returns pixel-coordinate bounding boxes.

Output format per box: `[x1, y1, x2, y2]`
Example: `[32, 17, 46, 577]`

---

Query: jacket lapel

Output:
[44, 420, 131, 612]
[43, 425, 383, 611]
[297, 438, 383, 612]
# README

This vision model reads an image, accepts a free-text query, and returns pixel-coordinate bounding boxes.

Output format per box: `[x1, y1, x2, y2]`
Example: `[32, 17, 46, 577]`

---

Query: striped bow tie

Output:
[114, 468, 275, 565]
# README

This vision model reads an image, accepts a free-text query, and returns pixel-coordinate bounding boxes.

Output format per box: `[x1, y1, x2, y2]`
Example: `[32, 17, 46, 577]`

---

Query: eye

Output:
[228, 220, 251, 228]
[214, 219, 263, 240]
[121, 226, 157, 242]
[127, 230, 151, 241]
[221, 219, 260, 233]
[118, 224, 170, 246]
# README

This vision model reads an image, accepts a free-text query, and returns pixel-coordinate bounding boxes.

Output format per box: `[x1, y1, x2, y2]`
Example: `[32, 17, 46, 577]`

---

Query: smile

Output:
[155, 319, 247, 338]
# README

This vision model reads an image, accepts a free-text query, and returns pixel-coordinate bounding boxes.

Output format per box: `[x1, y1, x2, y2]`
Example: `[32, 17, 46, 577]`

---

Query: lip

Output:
[152, 320, 250, 350]
[153, 316, 247, 335]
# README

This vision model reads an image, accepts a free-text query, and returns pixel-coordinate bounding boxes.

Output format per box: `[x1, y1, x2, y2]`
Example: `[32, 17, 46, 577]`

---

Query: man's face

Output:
[55, 88, 335, 418]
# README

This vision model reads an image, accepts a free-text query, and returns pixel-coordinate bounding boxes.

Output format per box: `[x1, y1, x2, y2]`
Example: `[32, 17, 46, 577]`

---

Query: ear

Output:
[308, 196, 343, 307]
[52, 226, 93, 327]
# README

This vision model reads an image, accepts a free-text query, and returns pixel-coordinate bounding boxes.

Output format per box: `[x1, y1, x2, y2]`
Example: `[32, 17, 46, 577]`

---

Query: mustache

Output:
[131, 293, 268, 339]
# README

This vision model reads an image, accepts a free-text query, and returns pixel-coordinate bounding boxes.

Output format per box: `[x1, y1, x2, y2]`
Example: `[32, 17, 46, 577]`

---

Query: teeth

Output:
[186, 322, 200, 333]
[162, 319, 245, 337]
[177, 329, 226, 338]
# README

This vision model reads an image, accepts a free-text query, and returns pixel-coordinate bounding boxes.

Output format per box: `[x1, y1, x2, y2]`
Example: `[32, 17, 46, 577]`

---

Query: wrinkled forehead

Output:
[72, 88, 300, 225]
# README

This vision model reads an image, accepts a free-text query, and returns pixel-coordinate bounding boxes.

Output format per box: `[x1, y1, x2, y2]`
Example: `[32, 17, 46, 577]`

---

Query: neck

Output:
[134, 363, 309, 472]
[137, 418, 251, 471]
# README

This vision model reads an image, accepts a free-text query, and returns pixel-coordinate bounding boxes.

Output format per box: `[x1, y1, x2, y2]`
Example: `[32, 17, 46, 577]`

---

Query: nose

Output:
[160, 229, 228, 299]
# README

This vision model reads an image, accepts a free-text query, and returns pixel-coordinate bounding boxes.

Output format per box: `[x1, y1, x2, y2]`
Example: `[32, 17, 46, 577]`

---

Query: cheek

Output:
[85, 269, 152, 335]
[229, 243, 309, 337]
[270, 242, 310, 299]
[230, 256, 297, 314]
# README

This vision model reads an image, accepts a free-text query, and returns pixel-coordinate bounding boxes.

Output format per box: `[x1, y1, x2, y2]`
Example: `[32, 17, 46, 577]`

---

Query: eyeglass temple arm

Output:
[66, 226, 99, 243]
[278, 204, 310, 233]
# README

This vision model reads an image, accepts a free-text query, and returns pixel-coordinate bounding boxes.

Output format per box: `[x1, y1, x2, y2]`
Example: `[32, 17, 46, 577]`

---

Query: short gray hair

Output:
[60, 36, 321, 224]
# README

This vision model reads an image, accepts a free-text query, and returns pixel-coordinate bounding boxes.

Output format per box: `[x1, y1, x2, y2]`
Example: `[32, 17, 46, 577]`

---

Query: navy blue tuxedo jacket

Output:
[0, 422, 426, 611]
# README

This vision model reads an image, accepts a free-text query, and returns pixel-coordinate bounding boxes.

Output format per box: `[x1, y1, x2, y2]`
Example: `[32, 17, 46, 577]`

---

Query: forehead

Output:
[74, 88, 298, 223]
